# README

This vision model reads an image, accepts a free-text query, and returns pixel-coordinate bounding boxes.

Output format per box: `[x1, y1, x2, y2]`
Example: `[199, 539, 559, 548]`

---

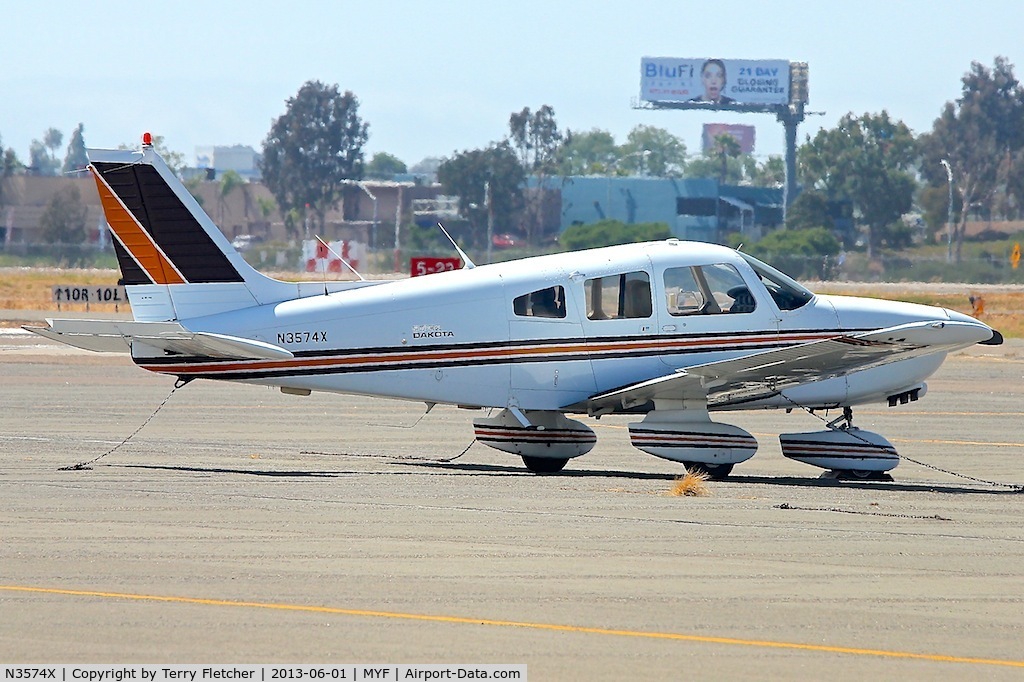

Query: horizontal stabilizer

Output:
[24, 319, 293, 360]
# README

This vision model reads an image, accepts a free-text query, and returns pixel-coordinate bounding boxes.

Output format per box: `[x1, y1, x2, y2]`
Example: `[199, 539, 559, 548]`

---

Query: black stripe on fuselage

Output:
[140, 328, 868, 364]
[136, 328, 875, 381]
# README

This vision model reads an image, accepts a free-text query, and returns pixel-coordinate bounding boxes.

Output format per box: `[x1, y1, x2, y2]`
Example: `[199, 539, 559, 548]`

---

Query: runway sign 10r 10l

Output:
[52, 285, 127, 304]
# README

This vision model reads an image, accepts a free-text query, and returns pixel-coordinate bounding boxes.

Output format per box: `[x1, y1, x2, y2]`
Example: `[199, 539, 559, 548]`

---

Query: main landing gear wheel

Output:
[683, 462, 734, 480]
[521, 456, 569, 474]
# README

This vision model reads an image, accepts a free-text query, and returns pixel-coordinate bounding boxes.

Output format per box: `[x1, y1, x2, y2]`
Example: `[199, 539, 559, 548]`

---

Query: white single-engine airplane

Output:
[29, 139, 1003, 479]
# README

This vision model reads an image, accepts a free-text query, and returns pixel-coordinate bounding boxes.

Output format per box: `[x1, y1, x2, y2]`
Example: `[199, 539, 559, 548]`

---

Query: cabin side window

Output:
[584, 271, 652, 320]
[664, 264, 756, 315]
[513, 286, 567, 319]
[663, 267, 705, 315]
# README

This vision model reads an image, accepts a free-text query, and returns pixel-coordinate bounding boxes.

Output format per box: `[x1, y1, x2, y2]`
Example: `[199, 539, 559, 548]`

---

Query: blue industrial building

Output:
[556, 176, 785, 244]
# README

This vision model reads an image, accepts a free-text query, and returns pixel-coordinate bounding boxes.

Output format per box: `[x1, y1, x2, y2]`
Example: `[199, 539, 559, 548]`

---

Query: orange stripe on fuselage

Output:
[136, 332, 840, 377]
[91, 166, 186, 285]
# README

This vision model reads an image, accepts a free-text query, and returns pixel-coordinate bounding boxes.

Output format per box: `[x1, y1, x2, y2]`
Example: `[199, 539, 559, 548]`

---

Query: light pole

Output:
[393, 185, 402, 273]
[940, 159, 953, 263]
[361, 183, 379, 250]
[605, 162, 614, 221]
[341, 180, 378, 250]
[623, 148, 651, 176]
[485, 180, 493, 265]
[606, 149, 651, 221]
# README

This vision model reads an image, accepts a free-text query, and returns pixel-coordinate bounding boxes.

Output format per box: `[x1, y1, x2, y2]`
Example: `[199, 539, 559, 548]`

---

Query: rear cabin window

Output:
[664, 264, 756, 315]
[513, 286, 566, 318]
[584, 271, 652, 320]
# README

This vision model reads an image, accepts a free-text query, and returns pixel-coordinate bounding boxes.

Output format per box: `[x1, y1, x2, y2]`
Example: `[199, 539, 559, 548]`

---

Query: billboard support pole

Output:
[778, 102, 805, 220]
[635, 59, 810, 227]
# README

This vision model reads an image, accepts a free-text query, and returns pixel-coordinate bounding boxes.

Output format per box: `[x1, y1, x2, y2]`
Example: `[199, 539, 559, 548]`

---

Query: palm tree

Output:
[713, 134, 741, 184]
[218, 170, 244, 225]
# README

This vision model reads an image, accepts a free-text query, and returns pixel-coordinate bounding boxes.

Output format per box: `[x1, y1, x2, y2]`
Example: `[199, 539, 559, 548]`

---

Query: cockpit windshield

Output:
[738, 252, 815, 311]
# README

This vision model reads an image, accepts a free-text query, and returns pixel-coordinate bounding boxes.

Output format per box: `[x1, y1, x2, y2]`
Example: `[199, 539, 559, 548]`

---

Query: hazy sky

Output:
[3, 0, 1021, 168]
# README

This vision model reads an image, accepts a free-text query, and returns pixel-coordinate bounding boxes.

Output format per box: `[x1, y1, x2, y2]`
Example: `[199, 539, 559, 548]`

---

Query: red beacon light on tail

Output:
[142, 132, 153, 147]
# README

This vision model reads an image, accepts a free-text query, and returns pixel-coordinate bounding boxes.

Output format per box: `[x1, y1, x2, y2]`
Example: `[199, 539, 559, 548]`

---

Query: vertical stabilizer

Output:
[89, 143, 293, 321]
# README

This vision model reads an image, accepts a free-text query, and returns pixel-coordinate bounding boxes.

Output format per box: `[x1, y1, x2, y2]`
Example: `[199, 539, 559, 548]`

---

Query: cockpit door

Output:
[656, 261, 781, 370]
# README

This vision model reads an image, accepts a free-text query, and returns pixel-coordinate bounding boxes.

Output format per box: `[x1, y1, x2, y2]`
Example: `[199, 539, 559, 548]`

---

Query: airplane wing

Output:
[577, 320, 994, 415]
[24, 319, 294, 360]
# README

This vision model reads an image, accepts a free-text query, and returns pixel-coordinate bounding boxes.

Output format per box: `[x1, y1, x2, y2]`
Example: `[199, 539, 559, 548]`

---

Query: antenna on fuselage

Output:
[437, 222, 476, 269]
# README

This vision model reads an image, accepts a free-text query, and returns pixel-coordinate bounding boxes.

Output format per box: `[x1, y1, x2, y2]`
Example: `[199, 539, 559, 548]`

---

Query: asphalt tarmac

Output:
[2, 328, 1023, 679]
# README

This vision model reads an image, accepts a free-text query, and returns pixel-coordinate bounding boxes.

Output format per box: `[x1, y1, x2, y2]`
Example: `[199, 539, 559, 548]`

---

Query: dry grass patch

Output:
[815, 284, 1024, 338]
[2, 268, 1022, 337]
[0, 267, 363, 312]
[669, 470, 711, 497]
[0, 268, 124, 310]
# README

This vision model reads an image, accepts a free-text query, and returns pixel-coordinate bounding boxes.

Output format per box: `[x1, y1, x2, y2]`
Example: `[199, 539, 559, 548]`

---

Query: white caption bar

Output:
[0, 666, 526, 682]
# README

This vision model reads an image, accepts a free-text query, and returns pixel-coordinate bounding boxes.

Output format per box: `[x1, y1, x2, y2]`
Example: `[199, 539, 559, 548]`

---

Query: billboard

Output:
[640, 58, 790, 106]
[702, 124, 756, 155]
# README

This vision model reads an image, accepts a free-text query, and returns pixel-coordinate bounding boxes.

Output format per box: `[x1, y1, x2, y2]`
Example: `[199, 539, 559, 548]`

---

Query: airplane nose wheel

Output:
[682, 462, 734, 480]
[783, 405, 898, 481]
[837, 468, 893, 481]
[826, 406, 856, 431]
[521, 456, 569, 474]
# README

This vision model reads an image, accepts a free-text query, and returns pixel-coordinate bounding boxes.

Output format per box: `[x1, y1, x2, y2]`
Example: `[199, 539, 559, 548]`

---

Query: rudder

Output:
[89, 142, 286, 321]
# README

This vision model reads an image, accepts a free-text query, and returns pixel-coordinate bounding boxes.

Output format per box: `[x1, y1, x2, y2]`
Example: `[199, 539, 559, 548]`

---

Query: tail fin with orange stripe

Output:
[88, 141, 374, 323]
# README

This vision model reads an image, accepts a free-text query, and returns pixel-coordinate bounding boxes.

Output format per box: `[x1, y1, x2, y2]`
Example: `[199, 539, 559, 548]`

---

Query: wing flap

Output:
[578, 320, 993, 414]
[24, 319, 293, 360]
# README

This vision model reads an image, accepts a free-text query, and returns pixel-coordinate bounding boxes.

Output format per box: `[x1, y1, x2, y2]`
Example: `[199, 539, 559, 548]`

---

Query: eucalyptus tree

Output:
[262, 80, 369, 235]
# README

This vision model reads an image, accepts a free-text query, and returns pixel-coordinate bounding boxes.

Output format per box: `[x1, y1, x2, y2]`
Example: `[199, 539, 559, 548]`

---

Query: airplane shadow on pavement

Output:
[102, 462, 1023, 495]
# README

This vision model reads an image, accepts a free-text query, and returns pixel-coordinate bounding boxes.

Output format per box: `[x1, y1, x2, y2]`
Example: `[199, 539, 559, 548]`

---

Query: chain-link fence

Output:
[0, 243, 119, 269]
[6, 240, 1024, 285]
[756, 252, 1024, 285]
